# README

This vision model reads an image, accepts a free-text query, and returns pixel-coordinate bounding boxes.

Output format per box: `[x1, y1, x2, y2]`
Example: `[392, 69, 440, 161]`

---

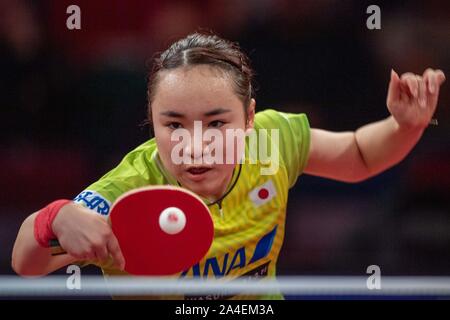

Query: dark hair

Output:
[147, 31, 255, 120]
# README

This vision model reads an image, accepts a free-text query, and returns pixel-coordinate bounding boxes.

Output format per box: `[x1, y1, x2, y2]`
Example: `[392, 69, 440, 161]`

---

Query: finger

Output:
[80, 251, 96, 261]
[387, 69, 401, 105]
[400, 73, 418, 98]
[69, 251, 88, 261]
[95, 244, 109, 263]
[423, 69, 437, 94]
[106, 235, 125, 270]
[74, 253, 92, 261]
[70, 242, 96, 261]
[436, 69, 446, 85]
[417, 76, 427, 108]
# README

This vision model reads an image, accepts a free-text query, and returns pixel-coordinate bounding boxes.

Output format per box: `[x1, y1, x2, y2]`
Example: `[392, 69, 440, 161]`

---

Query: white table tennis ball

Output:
[159, 207, 186, 235]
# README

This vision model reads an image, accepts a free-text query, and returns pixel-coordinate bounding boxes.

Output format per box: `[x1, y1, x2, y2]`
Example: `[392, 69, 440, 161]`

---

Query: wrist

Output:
[51, 201, 79, 238]
[34, 199, 72, 247]
[390, 116, 425, 136]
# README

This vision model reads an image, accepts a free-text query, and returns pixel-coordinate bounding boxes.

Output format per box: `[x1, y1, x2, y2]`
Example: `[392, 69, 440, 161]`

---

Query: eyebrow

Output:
[160, 110, 185, 118]
[204, 108, 231, 117]
[160, 108, 231, 118]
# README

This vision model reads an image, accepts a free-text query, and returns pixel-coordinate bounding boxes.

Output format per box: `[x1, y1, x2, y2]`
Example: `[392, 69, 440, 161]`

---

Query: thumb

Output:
[387, 69, 401, 106]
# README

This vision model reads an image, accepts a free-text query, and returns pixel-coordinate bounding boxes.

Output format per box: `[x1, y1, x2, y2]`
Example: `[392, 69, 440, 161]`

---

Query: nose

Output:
[183, 138, 205, 161]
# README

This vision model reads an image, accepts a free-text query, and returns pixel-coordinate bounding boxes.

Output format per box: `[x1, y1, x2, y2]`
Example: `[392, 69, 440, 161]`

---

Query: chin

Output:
[184, 182, 213, 197]
[175, 168, 231, 199]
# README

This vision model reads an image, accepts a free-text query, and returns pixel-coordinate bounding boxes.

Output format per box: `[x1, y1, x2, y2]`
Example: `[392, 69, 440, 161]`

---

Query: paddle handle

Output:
[49, 239, 67, 256]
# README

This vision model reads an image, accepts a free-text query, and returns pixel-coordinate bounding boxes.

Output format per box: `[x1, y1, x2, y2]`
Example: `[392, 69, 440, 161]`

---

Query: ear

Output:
[245, 99, 256, 134]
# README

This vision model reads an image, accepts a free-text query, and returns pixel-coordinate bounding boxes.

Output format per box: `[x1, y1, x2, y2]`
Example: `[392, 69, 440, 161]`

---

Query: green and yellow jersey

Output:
[72, 109, 310, 300]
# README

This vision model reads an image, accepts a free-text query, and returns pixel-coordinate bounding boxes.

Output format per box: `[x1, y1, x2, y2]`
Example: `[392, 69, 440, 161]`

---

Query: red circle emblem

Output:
[258, 188, 269, 200]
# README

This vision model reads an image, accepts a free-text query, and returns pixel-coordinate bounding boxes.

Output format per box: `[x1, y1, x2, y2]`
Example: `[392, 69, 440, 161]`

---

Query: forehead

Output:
[152, 66, 243, 112]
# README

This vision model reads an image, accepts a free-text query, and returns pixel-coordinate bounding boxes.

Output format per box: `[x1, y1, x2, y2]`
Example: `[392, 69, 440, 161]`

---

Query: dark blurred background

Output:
[1, 0, 449, 277]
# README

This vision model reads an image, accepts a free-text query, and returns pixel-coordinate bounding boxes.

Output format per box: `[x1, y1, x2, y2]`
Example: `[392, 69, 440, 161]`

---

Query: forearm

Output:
[355, 115, 424, 177]
[12, 212, 76, 276]
[304, 68, 444, 183]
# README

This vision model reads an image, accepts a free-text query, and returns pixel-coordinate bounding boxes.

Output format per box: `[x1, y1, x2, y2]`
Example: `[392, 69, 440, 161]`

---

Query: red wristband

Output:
[34, 199, 71, 248]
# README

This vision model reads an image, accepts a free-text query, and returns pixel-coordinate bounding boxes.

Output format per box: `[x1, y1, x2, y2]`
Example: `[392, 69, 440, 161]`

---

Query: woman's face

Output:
[151, 65, 255, 200]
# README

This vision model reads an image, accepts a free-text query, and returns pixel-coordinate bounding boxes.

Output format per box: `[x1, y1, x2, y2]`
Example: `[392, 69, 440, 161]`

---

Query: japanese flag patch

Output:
[249, 180, 277, 207]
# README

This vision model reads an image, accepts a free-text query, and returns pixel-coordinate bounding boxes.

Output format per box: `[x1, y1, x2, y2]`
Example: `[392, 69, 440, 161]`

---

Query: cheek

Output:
[155, 131, 175, 164]
[213, 163, 235, 180]
[222, 129, 246, 164]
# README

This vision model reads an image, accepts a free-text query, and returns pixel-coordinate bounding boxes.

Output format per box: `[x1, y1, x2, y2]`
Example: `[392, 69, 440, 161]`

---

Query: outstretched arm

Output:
[304, 68, 446, 182]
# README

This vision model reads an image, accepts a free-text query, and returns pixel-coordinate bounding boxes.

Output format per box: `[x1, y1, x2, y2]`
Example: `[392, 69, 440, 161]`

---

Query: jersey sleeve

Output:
[73, 140, 158, 216]
[254, 109, 311, 188]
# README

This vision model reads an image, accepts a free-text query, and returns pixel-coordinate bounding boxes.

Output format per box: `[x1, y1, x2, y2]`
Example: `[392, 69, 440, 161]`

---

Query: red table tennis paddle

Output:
[51, 186, 214, 275]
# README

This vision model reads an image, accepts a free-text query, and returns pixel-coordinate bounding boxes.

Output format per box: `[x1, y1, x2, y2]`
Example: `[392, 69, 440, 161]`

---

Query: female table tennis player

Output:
[12, 31, 445, 299]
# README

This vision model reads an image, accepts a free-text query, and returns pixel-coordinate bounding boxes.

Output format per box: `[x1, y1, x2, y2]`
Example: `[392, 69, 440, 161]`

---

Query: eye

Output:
[167, 122, 183, 129]
[208, 120, 226, 128]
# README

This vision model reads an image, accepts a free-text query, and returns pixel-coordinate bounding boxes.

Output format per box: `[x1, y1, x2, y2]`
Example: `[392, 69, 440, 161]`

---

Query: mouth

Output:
[185, 166, 212, 181]
[186, 167, 212, 175]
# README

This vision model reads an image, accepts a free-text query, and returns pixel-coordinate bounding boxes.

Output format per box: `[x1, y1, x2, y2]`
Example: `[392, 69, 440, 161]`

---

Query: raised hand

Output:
[387, 68, 445, 130]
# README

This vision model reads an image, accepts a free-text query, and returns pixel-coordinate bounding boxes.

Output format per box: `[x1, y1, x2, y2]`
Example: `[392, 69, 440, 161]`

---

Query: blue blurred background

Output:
[1, 0, 449, 277]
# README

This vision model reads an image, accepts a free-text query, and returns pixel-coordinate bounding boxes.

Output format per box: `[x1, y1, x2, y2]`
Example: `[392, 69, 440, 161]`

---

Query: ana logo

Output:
[180, 226, 278, 278]
[249, 180, 276, 207]
[73, 190, 111, 215]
